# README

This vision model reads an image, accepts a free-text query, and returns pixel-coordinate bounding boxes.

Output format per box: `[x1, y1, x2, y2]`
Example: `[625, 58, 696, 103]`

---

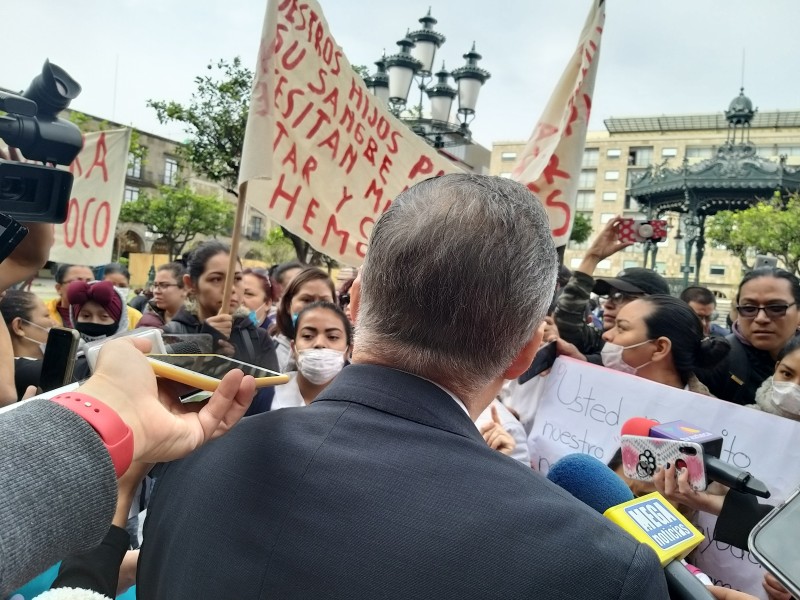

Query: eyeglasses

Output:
[599, 291, 643, 304]
[153, 282, 180, 291]
[736, 303, 796, 319]
[697, 312, 719, 323]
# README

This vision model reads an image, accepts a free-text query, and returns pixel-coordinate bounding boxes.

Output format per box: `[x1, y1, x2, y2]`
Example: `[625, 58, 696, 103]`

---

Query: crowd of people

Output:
[1, 174, 798, 599]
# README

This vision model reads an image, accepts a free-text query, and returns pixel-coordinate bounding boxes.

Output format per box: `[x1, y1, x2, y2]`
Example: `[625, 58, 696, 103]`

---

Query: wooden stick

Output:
[219, 181, 247, 315]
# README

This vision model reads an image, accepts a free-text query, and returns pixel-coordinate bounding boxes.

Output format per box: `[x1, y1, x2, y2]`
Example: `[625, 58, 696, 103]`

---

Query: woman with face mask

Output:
[0, 290, 57, 399]
[750, 336, 800, 420]
[271, 301, 352, 410]
[597, 294, 730, 393]
[68, 280, 128, 342]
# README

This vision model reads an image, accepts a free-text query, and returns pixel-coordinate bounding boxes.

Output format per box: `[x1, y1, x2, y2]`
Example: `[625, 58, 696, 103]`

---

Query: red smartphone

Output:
[617, 219, 668, 243]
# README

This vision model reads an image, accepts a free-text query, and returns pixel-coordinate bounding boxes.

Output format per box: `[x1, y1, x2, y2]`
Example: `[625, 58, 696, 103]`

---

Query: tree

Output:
[706, 192, 800, 275]
[569, 212, 593, 245]
[120, 185, 234, 260]
[261, 226, 297, 265]
[147, 57, 326, 265]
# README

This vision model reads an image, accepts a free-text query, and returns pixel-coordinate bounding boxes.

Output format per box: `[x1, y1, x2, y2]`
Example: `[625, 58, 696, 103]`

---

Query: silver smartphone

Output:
[754, 255, 778, 270]
[749, 486, 800, 597]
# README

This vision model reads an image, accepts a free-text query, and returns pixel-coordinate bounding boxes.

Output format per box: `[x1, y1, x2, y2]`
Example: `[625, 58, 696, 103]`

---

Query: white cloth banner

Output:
[239, 0, 459, 266]
[527, 357, 800, 599]
[49, 128, 132, 265]
[511, 0, 604, 247]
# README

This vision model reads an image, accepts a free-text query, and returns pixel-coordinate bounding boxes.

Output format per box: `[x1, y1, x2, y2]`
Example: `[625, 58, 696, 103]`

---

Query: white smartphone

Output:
[749, 486, 800, 598]
[146, 353, 288, 392]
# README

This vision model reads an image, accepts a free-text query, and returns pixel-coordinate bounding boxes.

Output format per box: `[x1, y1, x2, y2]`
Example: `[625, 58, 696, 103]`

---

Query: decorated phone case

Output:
[617, 219, 668, 243]
[620, 435, 707, 491]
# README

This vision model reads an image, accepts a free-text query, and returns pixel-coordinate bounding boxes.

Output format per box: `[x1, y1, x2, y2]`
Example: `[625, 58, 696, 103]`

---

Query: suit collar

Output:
[315, 363, 484, 443]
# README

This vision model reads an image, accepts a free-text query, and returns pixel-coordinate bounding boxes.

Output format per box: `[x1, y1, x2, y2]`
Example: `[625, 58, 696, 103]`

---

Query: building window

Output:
[628, 147, 653, 167]
[249, 216, 264, 240]
[127, 153, 142, 179]
[163, 157, 179, 185]
[623, 260, 639, 269]
[499, 172, 512, 178]
[627, 170, 646, 186]
[709, 265, 726, 276]
[500, 151, 517, 161]
[596, 259, 612, 271]
[600, 213, 615, 224]
[602, 191, 618, 202]
[576, 191, 595, 211]
[582, 148, 599, 167]
[123, 186, 139, 203]
[662, 148, 678, 157]
[578, 169, 597, 188]
[624, 195, 638, 211]
[569, 258, 583, 269]
[777, 145, 800, 157]
[686, 146, 713, 159]
[607, 149, 621, 159]
[605, 170, 620, 181]
[655, 262, 667, 275]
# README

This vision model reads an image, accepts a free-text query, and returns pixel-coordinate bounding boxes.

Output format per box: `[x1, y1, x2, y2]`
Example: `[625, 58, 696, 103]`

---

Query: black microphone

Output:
[164, 341, 203, 354]
[547, 453, 715, 600]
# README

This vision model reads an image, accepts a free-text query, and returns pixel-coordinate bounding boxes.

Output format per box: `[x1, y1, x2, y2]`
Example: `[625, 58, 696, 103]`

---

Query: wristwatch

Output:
[51, 392, 134, 478]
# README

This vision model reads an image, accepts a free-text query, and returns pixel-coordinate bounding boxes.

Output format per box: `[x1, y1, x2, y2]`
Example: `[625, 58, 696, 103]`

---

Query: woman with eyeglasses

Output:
[0, 290, 57, 399]
[697, 267, 800, 406]
[137, 263, 186, 328]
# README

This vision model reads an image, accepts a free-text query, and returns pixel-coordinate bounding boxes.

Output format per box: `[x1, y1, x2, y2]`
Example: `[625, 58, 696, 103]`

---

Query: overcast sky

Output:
[5, 0, 799, 149]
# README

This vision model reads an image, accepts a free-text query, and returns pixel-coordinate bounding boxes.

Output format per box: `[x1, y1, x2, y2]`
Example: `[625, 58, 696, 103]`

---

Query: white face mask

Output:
[771, 380, 800, 415]
[117, 287, 131, 300]
[21, 319, 49, 355]
[296, 348, 346, 385]
[601, 339, 654, 375]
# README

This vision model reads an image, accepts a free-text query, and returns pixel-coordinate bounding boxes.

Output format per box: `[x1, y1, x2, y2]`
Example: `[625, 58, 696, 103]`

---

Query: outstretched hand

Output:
[578, 216, 633, 276]
[77, 337, 256, 464]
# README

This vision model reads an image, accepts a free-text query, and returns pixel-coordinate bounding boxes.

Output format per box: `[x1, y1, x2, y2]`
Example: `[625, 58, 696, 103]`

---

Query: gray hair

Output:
[357, 174, 557, 396]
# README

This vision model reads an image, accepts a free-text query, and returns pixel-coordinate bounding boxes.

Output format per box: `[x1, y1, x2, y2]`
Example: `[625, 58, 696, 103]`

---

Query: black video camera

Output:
[0, 59, 83, 223]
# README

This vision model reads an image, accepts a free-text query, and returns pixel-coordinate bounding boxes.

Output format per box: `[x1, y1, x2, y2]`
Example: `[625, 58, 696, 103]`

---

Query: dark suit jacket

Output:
[138, 364, 668, 599]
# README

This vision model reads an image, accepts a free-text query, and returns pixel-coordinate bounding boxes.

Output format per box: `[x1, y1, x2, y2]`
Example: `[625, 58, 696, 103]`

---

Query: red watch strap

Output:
[51, 392, 134, 478]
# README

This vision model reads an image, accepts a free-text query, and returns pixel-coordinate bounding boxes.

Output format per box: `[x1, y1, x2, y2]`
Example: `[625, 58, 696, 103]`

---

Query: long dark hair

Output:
[276, 268, 336, 338]
[0, 290, 39, 324]
[639, 295, 730, 385]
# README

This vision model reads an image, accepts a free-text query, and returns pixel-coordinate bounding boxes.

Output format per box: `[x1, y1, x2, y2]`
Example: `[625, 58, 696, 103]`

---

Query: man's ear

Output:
[502, 321, 545, 380]
[349, 270, 362, 325]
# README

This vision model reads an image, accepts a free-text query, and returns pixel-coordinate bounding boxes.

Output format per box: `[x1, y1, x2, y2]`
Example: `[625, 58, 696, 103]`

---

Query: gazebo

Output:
[628, 90, 800, 288]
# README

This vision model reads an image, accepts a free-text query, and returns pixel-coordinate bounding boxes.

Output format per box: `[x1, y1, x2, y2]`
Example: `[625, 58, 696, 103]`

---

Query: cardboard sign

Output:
[511, 0, 604, 246]
[527, 357, 800, 598]
[239, 0, 460, 266]
[49, 128, 132, 265]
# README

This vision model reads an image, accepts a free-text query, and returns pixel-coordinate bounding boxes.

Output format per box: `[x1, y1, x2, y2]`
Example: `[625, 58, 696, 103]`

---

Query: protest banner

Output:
[49, 128, 132, 266]
[511, 0, 604, 246]
[528, 357, 800, 598]
[239, 0, 460, 267]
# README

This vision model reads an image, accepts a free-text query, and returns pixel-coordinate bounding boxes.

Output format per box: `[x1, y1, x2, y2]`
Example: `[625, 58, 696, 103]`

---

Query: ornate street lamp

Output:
[364, 9, 490, 149]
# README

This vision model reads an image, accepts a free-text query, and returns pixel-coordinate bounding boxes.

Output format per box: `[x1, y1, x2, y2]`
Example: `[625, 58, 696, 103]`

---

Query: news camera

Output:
[0, 59, 83, 223]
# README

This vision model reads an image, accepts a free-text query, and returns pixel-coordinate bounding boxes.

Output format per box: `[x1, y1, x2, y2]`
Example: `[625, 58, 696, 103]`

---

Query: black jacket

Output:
[696, 334, 778, 405]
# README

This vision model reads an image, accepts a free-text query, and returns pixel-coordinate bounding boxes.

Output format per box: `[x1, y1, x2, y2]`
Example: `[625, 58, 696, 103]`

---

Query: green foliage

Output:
[570, 212, 593, 244]
[119, 184, 234, 260]
[706, 192, 800, 275]
[148, 56, 335, 265]
[352, 64, 370, 79]
[261, 227, 298, 265]
[148, 58, 251, 198]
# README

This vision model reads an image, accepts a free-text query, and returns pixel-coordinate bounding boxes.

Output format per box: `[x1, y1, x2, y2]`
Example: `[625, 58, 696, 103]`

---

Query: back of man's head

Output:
[357, 174, 557, 395]
[680, 285, 716, 306]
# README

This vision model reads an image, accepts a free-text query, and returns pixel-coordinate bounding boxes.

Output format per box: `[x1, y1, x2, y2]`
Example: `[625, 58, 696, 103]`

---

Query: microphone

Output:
[164, 341, 204, 354]
[548, 454, 715, 600]
[621, 418, 770, 499]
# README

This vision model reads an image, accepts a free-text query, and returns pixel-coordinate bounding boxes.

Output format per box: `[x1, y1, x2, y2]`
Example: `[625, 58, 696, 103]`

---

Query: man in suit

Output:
[138, 174, 668, 598]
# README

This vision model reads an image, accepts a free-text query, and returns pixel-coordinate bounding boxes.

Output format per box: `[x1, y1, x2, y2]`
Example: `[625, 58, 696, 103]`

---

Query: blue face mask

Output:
[249, 310, 260, 326]
[292, 313, 299, 327]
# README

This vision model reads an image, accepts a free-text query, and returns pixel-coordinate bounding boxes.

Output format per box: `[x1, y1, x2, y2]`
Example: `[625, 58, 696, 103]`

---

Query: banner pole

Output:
[220, 182, 248, 315]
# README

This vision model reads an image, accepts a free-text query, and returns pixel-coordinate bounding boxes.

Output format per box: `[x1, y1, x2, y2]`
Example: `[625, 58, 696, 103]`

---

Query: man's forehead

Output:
[740, 277, 793, 298]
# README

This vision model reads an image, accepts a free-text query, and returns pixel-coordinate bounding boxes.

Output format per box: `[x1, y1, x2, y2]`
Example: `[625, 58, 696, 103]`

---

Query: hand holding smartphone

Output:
[147, 354, 288, 392]
[620, 434, 707, 491]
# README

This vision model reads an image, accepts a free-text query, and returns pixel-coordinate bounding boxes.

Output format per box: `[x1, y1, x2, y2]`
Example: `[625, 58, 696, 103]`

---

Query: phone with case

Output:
[620, 434, 707, 491]
[617, 219, 668, 243]
[749, 486, 800, 598]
